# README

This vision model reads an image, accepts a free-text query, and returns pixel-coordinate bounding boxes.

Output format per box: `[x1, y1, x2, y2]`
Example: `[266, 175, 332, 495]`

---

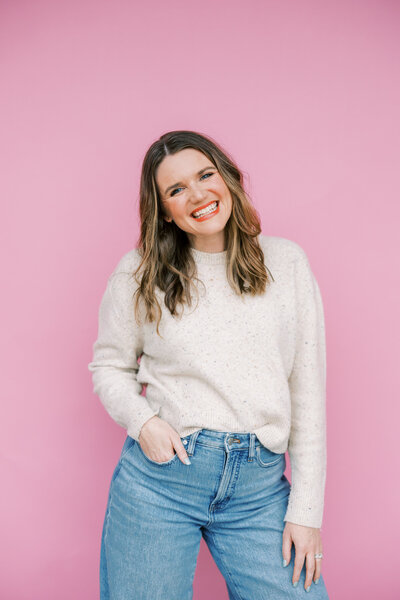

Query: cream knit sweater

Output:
[88, 233, 327, 528]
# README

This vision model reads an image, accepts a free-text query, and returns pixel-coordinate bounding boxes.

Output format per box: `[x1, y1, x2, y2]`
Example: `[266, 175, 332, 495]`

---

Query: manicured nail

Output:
[292, 581, 298, 587]
[282, 559, 287, 567]
[184, 457, 191, 465]
[314, 578, 320, 585]
[306, 585, 311, 592]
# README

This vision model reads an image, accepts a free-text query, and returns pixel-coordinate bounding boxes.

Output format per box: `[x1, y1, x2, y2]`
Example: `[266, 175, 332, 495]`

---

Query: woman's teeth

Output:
[192, 201, 218, 218]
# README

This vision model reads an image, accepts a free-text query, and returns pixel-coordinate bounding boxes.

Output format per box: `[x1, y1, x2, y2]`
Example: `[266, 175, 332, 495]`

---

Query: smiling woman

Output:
[132, 131, 272, 334]
[156, 147, 233, 246]
[88, 129, 329, 599]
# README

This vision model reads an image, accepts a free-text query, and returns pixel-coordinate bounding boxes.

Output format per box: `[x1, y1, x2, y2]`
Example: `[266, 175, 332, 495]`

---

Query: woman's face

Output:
[156, 148, 232, 251]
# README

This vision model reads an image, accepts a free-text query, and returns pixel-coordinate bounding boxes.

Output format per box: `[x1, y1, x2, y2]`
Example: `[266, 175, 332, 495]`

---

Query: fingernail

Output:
[282, 559, 287, 567]
[314, 578, 320, 585]
[306, 585, 311, 592]
[292, 581, 298, 588]
[184, 457, 191, 465]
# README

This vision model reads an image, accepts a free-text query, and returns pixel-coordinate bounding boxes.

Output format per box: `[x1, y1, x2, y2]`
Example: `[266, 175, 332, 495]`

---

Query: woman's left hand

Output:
[282, 521, 323, 591]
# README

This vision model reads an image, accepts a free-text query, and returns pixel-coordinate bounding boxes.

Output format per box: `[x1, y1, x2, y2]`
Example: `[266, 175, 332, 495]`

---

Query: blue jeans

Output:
[100, 428, 330, 599]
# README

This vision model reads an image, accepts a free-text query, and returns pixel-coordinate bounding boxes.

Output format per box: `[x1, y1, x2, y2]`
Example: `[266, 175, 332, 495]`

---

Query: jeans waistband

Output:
[184, 428, 262, 460]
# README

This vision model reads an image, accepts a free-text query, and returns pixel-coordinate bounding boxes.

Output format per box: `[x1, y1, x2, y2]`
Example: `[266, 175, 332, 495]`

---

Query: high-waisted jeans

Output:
[100, 428, 330, 599]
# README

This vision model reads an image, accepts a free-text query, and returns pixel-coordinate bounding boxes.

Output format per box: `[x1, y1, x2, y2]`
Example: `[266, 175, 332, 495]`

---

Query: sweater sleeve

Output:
[88, 270, 160, 441]
[283, 246, 327, 529]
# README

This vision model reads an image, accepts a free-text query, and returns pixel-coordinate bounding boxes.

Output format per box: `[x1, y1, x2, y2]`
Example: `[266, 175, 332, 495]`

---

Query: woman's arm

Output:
[88, 269, 159, 441]
[284, 244, 327, 529]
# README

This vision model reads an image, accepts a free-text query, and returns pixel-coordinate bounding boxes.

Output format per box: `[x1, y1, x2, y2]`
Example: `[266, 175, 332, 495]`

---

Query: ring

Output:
[314, 553, 323, 559]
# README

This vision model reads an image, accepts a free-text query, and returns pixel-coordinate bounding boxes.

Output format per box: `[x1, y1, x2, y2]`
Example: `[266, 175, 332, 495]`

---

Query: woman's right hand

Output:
[138, 416, 191, 465]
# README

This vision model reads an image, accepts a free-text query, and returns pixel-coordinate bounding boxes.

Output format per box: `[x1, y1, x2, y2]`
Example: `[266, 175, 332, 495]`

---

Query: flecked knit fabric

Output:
[88, 233, 327, 528]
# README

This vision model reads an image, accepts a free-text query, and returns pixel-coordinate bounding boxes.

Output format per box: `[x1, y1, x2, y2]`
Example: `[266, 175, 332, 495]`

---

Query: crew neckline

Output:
[189, 246, 228, 265]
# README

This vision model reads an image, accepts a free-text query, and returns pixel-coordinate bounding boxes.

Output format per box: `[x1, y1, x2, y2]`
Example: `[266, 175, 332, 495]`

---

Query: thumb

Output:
[282, 526, 292, 567]
[173, 438, 191, 465]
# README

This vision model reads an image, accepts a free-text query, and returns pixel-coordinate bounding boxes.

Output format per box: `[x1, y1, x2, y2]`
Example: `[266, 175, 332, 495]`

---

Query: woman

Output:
[88, 130, 329, 599]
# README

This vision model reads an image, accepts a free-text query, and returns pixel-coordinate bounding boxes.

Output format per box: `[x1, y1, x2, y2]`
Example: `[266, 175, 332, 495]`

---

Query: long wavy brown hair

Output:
[131, 130, 274, 335]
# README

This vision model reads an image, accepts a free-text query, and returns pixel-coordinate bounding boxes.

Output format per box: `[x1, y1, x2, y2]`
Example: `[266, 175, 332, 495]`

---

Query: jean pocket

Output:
[255, 445, 284, 468]
[135, 440, 179, 467]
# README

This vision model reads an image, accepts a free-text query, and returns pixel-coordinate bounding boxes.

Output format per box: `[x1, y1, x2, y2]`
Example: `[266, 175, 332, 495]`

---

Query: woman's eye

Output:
[170, 173, 214, 197]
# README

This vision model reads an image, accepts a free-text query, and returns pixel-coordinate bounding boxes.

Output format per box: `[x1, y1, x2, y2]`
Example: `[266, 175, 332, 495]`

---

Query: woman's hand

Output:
[282, 521, 323, 591]
[138, 416, 191, 465]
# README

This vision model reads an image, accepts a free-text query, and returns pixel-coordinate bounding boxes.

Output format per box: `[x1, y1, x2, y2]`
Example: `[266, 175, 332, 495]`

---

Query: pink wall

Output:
[1, 0, 399, 598]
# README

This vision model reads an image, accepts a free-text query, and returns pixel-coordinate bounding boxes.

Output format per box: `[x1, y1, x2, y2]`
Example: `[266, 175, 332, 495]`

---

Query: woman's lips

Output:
[191, 201, 219, 221]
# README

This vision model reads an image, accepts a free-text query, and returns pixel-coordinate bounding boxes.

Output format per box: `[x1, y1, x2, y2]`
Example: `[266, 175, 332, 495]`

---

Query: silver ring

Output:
[314, 553, 323, 559]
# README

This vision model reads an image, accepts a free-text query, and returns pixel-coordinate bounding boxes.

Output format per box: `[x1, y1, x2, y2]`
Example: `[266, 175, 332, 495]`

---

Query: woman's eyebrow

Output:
[164, 167, 216, 195]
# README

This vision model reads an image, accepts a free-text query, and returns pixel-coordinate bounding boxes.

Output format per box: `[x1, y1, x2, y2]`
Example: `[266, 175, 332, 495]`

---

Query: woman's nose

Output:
[190, 184, 207, 200]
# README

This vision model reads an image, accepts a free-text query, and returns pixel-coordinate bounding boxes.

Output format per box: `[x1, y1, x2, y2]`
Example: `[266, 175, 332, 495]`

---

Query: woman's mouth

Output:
[191, 201, 220, 221]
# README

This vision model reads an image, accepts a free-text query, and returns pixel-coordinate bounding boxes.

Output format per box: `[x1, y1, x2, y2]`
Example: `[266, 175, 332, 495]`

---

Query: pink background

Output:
[1, 0, 399, 598]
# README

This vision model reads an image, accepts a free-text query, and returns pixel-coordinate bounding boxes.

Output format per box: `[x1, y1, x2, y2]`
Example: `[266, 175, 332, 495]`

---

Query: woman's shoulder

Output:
[99, 248, 144, 322]
[258, 233, 309, 265]
[105, 247, 143, 301]
[110, 246, 143, 276]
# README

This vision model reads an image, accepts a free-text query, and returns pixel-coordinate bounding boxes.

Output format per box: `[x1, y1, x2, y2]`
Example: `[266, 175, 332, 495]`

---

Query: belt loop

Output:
[186, 429, 202, 456]
[248, 433, 255, 462]
[224, 432, 232, 453]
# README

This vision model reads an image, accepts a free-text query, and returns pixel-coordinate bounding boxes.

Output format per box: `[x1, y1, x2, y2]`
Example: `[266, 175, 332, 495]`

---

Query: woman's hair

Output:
[132, 130, 274, 335]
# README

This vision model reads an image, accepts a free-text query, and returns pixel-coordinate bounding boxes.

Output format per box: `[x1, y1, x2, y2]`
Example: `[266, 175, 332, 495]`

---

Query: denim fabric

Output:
[100, 429, 329, 599]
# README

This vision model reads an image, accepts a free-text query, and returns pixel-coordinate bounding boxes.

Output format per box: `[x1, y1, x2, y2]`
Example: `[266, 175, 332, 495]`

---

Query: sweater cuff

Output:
[126, 406, 160, 442]
[283, 486, 325, 529]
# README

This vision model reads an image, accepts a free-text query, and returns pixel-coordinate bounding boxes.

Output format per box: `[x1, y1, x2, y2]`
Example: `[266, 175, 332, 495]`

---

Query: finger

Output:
[304, 552, 315, 591]
[281, 528, 292, 567]
[314, 550, 322, 584]
[292, 548, 305, 587]
[173, 438, 191, 465]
